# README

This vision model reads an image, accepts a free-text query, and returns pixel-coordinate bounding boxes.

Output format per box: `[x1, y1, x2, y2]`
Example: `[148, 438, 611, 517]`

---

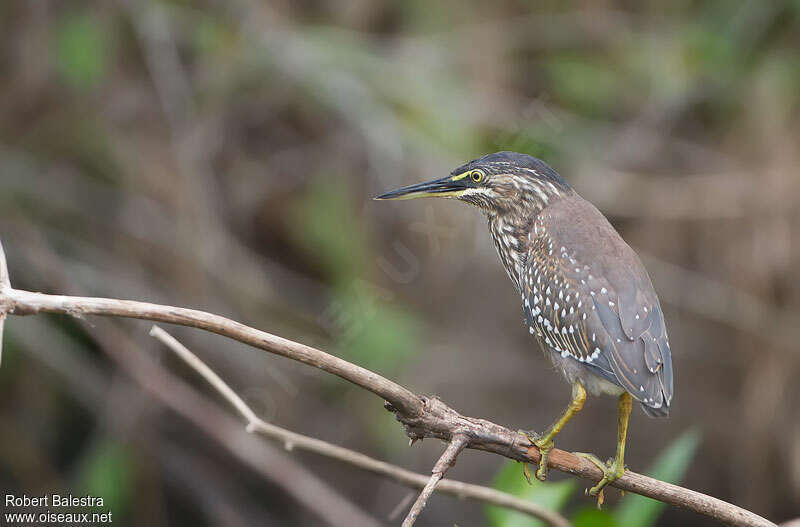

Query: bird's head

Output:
[376, 152, 571, 216]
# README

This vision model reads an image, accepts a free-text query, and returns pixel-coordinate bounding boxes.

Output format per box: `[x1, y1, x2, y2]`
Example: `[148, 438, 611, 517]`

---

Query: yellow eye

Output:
[471, 170, 485, 183]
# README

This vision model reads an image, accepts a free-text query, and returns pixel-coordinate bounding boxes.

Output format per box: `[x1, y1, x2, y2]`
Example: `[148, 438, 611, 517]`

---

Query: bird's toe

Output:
[517, 430, 555, 482]
[574, 452, 626, 507]
[532, 438, 554, 481]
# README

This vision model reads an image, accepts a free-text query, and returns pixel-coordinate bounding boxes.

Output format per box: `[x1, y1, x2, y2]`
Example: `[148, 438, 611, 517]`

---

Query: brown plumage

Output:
[444, 151, 673, 415]
[377, 151, 674, 495]
[520, 195, 673, 416]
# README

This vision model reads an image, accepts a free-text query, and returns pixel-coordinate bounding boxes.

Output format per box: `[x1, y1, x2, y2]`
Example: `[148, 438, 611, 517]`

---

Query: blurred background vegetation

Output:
[1, 1, 799, 525]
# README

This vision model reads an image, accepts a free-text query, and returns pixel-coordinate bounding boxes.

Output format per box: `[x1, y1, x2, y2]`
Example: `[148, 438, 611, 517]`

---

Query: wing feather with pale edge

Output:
[521, 203, 673, 416]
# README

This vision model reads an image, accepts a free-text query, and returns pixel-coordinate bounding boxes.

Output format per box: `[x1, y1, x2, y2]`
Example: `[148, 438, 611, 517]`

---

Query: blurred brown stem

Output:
[0, 240, 777, 527]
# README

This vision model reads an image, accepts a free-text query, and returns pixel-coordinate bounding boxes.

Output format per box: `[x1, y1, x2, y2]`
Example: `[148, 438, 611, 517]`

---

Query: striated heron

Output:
[376, 152, 674, 499]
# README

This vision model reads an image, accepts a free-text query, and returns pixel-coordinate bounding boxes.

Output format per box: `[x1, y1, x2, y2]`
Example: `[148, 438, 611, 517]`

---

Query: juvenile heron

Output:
[376, 152, 673, 498]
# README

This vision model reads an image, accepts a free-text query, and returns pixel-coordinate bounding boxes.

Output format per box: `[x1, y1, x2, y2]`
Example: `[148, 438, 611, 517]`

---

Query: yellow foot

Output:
[519, 430, 554, 482]
[573, 452, 625, 507]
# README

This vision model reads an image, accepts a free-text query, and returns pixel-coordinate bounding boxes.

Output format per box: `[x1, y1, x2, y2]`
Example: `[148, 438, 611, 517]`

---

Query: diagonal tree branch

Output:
[0, 240, 778, 527]
[149, 325, 569, 527]
[0, 239, 9, 367]
[2, 285, 423, 416]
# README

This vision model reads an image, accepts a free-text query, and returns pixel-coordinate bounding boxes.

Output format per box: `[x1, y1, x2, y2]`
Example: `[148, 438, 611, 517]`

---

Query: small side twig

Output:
[149, 325, 569, 527]
[402, 434, 469, 527]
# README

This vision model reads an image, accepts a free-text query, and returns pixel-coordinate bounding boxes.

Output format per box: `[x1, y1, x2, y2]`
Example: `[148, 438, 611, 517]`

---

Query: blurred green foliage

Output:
[486, 462, 576, 527]
[547, 57, 620, 116]
[79, 439, 134, 515]
[54, 13, 109, 90]
[572, 508, 615, 527]
[292, 178, 421, 373]
[613, 429, 701, 527]
[291, 178, 369, 283]
[328, 284, 421, 373]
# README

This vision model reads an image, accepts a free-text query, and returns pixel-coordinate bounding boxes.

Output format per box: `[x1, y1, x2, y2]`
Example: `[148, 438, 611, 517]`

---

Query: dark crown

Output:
[451, 151, 571, 191]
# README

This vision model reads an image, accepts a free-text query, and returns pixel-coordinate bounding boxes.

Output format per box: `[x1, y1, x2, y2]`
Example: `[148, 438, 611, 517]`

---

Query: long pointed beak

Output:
[375, 175, 467, 201]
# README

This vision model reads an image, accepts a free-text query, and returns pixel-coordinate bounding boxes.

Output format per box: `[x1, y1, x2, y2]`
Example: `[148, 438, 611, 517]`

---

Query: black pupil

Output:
[472, 172, 481, 181]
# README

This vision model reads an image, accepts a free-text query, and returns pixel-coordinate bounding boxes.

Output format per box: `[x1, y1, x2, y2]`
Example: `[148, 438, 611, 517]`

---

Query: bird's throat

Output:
[487, 214, 530, 292]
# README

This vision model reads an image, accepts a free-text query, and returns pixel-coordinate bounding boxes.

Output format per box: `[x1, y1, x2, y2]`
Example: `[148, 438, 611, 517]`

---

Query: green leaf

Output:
[78, 440, 134, 514]
[55, 13, 109, 89]
[485, 460, 576, 527]
[613, 429, 701, 527]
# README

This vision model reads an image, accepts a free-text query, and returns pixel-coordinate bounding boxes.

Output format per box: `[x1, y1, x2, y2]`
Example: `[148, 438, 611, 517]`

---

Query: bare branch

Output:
[402, 434, 469, 527]
[0, 255, 777, 526]
[0, 240, 9, 288]
[3, 287, 423, 417]
[0, 239, 10, 367]
[150, 326, 260, 426]
[149, 325, 569, 527]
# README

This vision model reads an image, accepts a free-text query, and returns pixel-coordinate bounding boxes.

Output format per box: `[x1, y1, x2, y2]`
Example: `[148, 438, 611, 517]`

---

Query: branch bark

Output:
[0, 240, 777, 527]
[150, 326, 568, 527]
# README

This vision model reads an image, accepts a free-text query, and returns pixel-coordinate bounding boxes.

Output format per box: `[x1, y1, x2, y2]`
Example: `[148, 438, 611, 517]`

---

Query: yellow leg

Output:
[575, 392, 632, 504]
[522, 382, 586, 482]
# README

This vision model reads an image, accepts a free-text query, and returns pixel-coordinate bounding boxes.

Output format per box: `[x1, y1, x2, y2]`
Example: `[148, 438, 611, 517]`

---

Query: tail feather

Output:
[640, 400, 670, 417]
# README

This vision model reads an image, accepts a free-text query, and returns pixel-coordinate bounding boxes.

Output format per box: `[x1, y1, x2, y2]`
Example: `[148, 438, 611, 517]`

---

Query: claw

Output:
[518, 430, 554, 481]
[518, 431, 537, 484]
[522, 462, 533, 485]
[574, 452, 625, 506]
[518, 430, 554, 482]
